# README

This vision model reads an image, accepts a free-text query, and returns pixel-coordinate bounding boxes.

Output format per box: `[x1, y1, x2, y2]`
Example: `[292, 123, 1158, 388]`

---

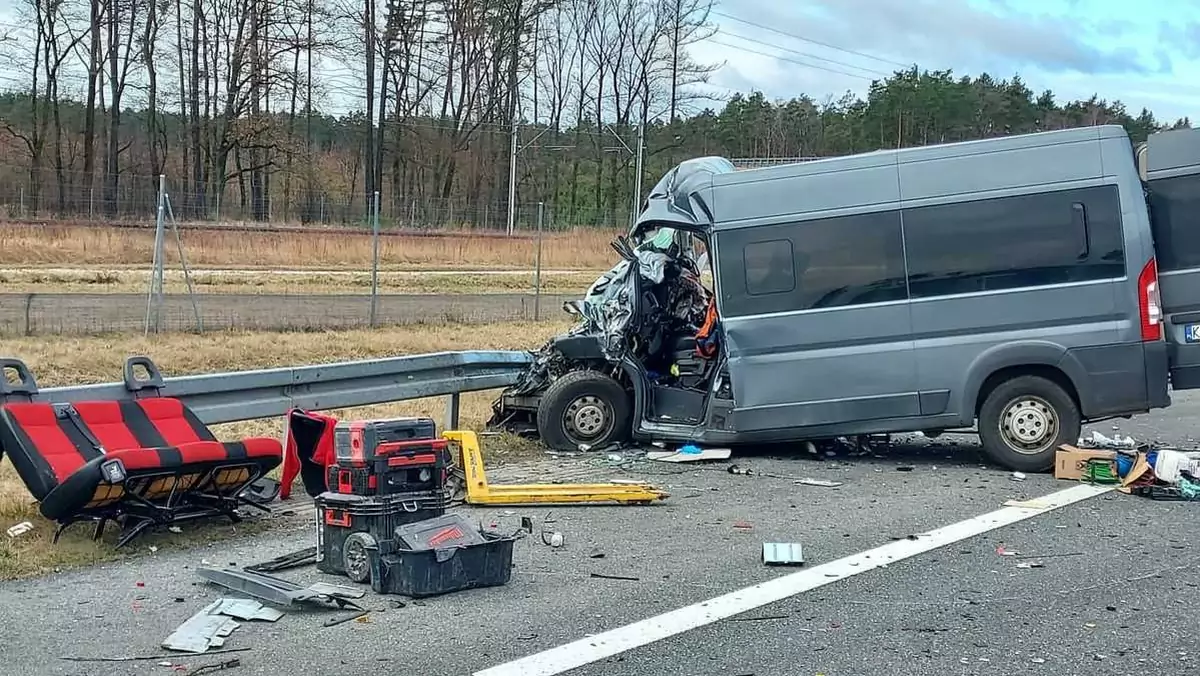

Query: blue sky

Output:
[693, 0, 1200, 123]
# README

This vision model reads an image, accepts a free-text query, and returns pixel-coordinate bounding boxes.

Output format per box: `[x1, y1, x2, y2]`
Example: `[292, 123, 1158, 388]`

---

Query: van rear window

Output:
[903, 185, 1126, 298]
[1148, 176, 1200, 272]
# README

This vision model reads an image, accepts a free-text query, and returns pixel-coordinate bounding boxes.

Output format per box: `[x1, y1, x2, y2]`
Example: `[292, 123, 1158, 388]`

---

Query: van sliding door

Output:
[714, 209, 918, 433]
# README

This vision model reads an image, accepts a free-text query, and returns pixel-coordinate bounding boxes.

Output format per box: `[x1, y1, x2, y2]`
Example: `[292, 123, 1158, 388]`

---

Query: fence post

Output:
[444, 393, 461, 431]
[369, 190, 381, 327]
[534, 202, 544, 321]
[23, 293, 34, 337]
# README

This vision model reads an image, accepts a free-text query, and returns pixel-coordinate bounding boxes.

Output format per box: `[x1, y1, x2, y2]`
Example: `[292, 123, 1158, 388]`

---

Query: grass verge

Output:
[0, 223, 619, 270]
[0, 321, 570, 580]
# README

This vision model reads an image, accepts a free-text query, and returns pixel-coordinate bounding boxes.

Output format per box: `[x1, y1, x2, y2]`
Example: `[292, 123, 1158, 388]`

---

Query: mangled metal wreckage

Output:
[487, 157, 733, 452]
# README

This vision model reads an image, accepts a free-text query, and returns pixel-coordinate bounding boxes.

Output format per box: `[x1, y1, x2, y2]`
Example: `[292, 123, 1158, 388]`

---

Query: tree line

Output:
[0, 0, 1190, 230]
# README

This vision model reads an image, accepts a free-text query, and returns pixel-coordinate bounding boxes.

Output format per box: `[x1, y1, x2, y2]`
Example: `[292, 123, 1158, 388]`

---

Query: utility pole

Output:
[633, 123, 645, 224]
[506, 122, 518, 235]
[506, 125, 552, 236]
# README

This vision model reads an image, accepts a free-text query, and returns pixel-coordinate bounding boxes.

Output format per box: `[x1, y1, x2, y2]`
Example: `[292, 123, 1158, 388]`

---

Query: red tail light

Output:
[1138, 258, 1162, 342]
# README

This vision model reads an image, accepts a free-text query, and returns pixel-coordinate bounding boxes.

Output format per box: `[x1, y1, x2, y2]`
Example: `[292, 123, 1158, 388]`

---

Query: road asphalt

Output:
[1, 394, 1198, 676]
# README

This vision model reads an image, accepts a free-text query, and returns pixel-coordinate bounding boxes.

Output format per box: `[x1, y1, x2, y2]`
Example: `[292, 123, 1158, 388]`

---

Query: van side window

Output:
[903, 185, 1126, 299]
[719, 210, 907, 317]
[1148, 176, 1200, 272]
[743, 240, 795, 295]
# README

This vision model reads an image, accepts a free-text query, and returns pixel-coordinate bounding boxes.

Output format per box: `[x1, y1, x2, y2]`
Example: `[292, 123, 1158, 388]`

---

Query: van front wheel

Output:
[977, 375, 1080, 472]
[537, 370, 632, 452]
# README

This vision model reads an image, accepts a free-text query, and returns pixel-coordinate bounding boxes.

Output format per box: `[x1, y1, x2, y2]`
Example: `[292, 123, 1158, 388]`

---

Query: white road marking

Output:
[474, 482, 1114, 676]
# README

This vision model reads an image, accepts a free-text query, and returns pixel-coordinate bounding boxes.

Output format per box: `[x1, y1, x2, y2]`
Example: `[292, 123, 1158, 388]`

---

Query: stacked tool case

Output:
[316, 417, 451, 582]
[368, 514, 520, 598]
[327, 417, 448, 496]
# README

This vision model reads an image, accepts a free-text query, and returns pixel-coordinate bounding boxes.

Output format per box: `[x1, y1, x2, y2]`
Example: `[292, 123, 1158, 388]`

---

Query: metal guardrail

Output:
[5, 351, 533, 429]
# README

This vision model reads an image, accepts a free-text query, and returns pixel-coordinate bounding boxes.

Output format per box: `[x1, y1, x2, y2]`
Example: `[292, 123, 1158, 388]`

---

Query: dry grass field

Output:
[0, 222, 618, 271]
[0, 321, 570, 579]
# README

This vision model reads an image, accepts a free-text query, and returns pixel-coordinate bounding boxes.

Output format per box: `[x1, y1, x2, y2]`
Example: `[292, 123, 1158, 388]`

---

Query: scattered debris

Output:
[1080, 431, 1138, 450]
[1003, 498, 1052, 509]
[168, 526, 183, 534]
[647, 447, 732, 463]
[1011, 472, 1027, 482]
[732, 520, 754, 530]
[1016, 562, 1045, 569]
[729, 614, 791, 622]
[211, 599, 284, 622]
[322, 609, 371, 627]
[896, 466, 915, 472]
[189, 658, 242, 675]
[162, 601, 243, 654]
[60, 649, 252, 663]
[243, 547, 318, 574]
[542, 531, 565, 548]
[588, 548, 606, 559]
[195, 567, 364, 611]
[1031, 657, 1046, 664]
[6, 521, 33, 538]
[996, 546, 1019, 557]
[517, 633, 539, 640]
[589, 572, 640, 581]
[762, 542, 805, 566]
[795, 478, 842, 488]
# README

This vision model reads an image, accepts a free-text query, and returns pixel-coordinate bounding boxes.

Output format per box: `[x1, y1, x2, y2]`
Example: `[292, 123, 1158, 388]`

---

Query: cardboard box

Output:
[1054, 445, 1118, 481]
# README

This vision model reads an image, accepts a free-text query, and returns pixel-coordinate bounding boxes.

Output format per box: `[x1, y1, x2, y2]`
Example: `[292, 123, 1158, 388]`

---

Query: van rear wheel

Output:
[978, 375, 1080, 472]
[537, 370, 631, 452]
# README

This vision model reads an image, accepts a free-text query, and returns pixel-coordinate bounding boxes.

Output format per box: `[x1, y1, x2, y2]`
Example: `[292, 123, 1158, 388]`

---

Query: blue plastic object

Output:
[680, 444, 702, 455]
[1116, 453, 1135, 477]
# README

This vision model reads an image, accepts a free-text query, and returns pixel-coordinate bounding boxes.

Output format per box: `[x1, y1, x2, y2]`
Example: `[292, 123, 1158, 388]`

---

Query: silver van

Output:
[491, 124, 1198, 471]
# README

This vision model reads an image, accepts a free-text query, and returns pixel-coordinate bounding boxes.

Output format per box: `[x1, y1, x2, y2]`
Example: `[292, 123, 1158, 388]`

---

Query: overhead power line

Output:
[711, 10, 914, 69]
[715, 29, 892, 77]
[706, 38, 876, 81]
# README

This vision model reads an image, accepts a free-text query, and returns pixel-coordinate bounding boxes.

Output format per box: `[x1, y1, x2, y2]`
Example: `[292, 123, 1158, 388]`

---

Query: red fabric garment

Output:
[280, 408, 338, 499]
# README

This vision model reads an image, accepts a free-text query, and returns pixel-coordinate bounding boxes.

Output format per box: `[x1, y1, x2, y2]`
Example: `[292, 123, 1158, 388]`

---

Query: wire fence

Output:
[0, 292, 579, 336]
[0, 179, 634, 233]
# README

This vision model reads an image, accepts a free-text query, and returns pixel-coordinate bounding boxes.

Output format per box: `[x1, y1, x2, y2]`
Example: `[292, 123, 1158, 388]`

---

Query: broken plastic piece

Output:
[6, 521, 33, 538]
[795, 478, 843, 488]
[243, 547, 318, 573]
[648, 448, 731, 463]
[763, 542, 805, 566]
[162, 601, 241, 654]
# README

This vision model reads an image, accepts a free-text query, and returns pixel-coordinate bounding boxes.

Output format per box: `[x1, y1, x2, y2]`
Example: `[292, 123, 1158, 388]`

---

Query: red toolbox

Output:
[327, 417, 450, 496]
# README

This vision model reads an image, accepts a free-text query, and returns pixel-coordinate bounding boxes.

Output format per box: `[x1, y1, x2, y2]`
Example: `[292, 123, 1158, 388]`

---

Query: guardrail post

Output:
[444, 392, 461, 431]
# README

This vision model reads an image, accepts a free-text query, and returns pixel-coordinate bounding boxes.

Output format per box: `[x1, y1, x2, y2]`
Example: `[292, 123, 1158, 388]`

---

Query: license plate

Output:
[1186, 324, 1200, 344]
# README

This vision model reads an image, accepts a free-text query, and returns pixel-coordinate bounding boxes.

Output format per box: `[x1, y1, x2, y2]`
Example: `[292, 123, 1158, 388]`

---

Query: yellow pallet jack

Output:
[443, 430, 669, 506]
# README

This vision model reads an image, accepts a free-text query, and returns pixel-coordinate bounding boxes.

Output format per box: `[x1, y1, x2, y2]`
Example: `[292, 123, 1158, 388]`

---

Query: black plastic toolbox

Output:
[367, 530, 520, 598]
[315, 490, 449, 582]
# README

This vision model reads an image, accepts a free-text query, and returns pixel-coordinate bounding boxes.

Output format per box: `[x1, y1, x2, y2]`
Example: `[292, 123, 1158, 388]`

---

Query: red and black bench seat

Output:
[0, 397, 282, 545]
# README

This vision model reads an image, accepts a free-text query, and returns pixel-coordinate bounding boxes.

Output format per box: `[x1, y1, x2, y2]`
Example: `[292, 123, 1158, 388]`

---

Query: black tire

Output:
[977, 375, 1081, 472]
[342, 532, 376, 583]
[536, 370, 632, 451]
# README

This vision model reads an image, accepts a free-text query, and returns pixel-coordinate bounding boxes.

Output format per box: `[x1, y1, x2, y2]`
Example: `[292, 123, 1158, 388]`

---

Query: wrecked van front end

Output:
[486, 157, 733, 451]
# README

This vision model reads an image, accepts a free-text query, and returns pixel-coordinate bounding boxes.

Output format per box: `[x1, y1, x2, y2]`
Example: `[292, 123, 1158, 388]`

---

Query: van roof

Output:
[713, 124, 1131, 187]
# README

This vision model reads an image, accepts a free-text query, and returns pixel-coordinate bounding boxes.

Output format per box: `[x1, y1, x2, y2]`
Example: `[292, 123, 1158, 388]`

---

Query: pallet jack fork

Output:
[443, 430, 669, 506]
